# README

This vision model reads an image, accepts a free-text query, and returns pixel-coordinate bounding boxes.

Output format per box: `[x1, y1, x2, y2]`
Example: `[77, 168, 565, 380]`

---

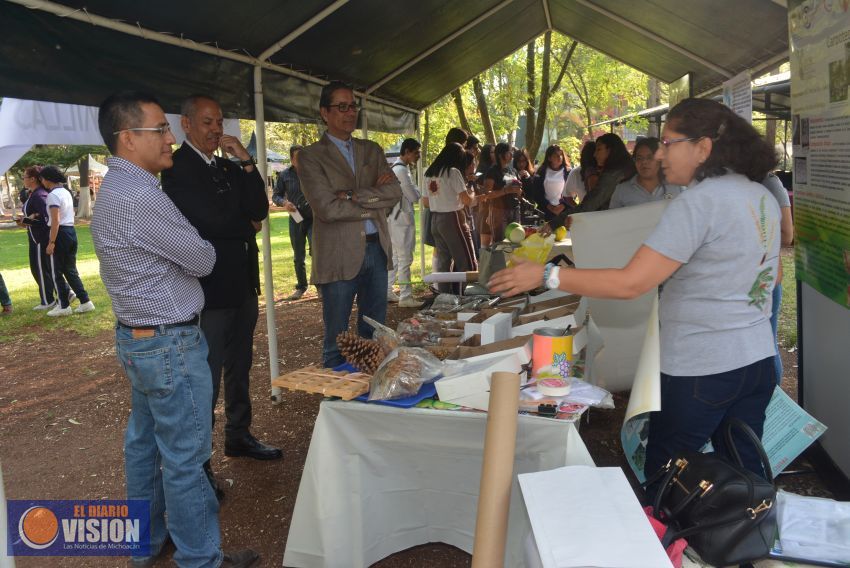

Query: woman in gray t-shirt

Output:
[490, 98, 780, 483]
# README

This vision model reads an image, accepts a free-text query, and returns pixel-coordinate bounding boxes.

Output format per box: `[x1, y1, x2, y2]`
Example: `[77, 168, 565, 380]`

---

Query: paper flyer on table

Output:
[620, 295, 661, 483]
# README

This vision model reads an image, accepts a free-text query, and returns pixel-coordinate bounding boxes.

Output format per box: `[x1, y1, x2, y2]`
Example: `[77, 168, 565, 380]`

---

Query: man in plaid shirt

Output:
[92, 91, 259, 568]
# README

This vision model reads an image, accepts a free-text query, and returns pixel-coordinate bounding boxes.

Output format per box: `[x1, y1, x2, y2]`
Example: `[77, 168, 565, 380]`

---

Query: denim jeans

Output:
[770, 283, 783, 385]
[320, 241, 388, 367]
[645, 356, 775, 488]
[116, 323, 222, 568]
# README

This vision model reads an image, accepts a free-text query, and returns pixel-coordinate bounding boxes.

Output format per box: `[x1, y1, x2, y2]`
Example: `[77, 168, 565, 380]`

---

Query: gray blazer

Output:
[299, 133, 401, 284]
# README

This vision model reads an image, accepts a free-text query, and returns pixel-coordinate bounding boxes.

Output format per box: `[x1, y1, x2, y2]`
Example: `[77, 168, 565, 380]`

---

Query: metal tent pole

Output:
[253, 65, 281, 400]
[416, 115, 425, 280]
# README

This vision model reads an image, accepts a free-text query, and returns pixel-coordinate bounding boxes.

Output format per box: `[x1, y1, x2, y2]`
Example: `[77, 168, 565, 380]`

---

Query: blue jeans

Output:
[116, 323, 222, 568]
[770, 283, 783, 385]
[645, 357, 775, 488]
[320, 241, 388, 367]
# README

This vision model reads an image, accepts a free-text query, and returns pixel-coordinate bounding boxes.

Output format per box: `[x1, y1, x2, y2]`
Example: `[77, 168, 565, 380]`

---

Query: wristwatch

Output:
[240, 157, 256, 167]
[543, 263, 561, 290]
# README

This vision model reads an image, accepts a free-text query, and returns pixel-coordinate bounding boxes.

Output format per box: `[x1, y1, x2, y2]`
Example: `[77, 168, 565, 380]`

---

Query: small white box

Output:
[435, 352, 526, 406]
[480, 312, 513, 345]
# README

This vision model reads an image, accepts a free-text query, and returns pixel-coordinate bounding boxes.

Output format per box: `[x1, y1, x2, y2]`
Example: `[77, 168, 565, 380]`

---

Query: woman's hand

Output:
[488, 258, 546, 297]
[538, 223, 553, 236]
[508, 186, 523, 196]
[46, 242, 55, 255]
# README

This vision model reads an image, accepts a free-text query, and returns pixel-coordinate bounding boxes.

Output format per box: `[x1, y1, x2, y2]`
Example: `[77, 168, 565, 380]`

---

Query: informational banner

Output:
[0, 98, 240, 175]
[722, 71, 753, 122]
[789, 3, 850, 309]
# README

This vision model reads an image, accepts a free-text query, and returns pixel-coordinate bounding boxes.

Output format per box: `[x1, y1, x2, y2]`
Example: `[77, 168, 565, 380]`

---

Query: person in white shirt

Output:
[40, 166, 94, 316]
[423, 143, 477, 293]
[609, 137, 682, 209]
[388, 138, 423, 308]
[529, 144, 571, 221]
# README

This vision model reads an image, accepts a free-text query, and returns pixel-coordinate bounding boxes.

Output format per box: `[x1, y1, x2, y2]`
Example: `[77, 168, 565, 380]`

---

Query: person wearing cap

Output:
[39, 165, 94, 316]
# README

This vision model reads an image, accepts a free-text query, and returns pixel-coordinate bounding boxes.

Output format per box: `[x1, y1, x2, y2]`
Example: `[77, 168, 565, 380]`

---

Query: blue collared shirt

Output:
[91, 157, 216, 327]
[327, 132, 377, 234]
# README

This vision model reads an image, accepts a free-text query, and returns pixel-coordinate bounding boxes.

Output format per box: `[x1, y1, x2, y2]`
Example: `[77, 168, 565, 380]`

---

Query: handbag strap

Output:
[724, 417, 774, 483]
[661, 499, 774, 548]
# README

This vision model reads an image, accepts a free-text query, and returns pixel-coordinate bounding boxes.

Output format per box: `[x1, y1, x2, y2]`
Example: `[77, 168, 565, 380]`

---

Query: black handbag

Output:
[647, 418, 777, 566]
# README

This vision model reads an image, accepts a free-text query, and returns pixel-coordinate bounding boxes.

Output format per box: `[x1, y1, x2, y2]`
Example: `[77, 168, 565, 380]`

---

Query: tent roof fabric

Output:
[0, 0, 789, 133]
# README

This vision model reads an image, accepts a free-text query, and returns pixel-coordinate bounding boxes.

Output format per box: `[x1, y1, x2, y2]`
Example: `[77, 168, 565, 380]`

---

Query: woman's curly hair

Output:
[666, 98, 776, 182]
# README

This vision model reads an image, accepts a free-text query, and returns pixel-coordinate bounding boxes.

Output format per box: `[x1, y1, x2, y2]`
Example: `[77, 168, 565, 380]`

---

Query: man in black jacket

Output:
[272, 145, 312, 301]
[162, 95, 282, 468]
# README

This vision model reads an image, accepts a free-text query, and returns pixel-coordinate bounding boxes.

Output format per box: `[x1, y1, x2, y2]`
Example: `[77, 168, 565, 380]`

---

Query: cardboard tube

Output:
[471, 371, 520, 568]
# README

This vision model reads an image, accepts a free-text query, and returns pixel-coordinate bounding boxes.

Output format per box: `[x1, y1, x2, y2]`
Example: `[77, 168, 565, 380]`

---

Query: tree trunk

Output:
[451, 89, 471, 134]
[765, 117, 777, 157]
[529, 32, 552, 158]
[524, 39, 537, 152]
[473, 76, 496, 144]
[76, 155, 92, 219]
[647, 78, 661, 137]
[3, 173, 15, 218]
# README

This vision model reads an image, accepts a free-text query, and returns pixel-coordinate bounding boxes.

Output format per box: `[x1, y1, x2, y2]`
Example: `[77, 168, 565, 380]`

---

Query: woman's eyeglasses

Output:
[660, 136, 701, 147]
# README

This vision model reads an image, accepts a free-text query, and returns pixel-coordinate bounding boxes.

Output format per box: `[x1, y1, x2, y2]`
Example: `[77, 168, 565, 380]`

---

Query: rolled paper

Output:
[471, 371, 520, 568]
[422, 271, 468, 283]
[531, 327, 574, 377]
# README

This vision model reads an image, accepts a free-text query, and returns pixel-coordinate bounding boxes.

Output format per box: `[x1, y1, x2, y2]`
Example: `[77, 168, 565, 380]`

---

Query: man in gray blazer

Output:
[299, 81, 402, 367]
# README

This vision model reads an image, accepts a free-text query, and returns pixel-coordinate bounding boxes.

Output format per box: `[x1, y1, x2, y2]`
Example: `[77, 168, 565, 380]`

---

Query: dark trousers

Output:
[431, 210, 478, 294]
[28, 236, 55, 305]
[0, 273, 10, 306]
[320, 241, 388, 368]
[645, 356, 775, 486]
[50, 226, 90, 308]
[201, 292, 259, 441]
[290, 216, 313, 290]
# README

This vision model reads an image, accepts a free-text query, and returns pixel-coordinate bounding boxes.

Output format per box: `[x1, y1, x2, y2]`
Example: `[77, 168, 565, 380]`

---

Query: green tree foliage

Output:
[11, 144, 107, 175]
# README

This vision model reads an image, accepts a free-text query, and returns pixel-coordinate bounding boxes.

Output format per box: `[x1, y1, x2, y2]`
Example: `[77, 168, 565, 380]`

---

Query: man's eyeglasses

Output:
[326, 103, 359, 113]
[660, 136, 701, 147]
[112, 124, 172, 136]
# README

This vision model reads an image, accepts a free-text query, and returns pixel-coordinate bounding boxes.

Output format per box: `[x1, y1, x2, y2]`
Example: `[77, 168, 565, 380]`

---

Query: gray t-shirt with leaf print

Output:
[644, 172, 781, 376]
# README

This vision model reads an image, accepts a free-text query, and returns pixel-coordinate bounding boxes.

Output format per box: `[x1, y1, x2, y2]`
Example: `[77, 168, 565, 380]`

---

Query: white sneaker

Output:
[74, 300, 95, 314]
[46, 305, 73, 317]
[398, 297, 423, 309]
[33, 301, 57, 311]
[387, 291, 400, 303]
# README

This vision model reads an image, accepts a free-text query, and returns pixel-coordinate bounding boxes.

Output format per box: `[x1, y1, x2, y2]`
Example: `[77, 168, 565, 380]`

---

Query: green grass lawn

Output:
[779, 250, 797, 348]
[0, 209, 435, 342]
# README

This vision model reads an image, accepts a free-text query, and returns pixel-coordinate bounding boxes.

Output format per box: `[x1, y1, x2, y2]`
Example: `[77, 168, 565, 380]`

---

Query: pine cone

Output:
[336, 332, 384, 374]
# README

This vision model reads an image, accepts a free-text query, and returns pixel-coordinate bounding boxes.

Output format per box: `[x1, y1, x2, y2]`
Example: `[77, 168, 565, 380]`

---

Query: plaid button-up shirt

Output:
[91, 157, 216, 327]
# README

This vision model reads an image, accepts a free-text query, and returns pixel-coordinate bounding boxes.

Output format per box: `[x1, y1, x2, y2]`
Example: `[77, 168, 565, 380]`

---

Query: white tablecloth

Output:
[283, 400, 594, 567]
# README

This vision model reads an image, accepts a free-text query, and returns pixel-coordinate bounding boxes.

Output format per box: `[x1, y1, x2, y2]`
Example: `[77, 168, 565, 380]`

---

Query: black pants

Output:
[290, 216, 313, 290]
[201, 292, 259, 441]
[50, 226, 90, 308]
[28, 235, 55, 305]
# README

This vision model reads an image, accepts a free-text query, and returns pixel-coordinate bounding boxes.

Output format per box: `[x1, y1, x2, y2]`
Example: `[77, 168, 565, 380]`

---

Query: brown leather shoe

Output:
[221, 549, 260, 567]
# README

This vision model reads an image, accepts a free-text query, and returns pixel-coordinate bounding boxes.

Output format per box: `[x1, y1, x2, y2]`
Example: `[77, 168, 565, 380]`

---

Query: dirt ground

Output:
[0, 292, 829, 568]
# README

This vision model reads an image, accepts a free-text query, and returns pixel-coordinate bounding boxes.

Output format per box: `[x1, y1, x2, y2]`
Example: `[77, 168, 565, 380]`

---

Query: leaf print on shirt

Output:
[748, 267, 774, 310]
[747, 196, 776, 311]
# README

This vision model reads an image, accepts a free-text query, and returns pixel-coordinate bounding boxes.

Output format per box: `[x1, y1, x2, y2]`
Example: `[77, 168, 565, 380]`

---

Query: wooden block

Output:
[271, 365, 371, 400]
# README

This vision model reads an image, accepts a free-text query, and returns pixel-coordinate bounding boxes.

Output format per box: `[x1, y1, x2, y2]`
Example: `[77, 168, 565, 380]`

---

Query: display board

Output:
[789, 0, 850, 478]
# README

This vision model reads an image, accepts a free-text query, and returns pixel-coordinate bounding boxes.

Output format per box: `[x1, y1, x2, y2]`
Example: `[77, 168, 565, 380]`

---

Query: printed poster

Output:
[789, 1, 850, 309]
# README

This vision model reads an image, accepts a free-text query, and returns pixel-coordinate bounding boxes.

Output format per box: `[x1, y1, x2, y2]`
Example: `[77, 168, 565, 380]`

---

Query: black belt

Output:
[365, 233, 379, 243]
[120, 315, 199, 330]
